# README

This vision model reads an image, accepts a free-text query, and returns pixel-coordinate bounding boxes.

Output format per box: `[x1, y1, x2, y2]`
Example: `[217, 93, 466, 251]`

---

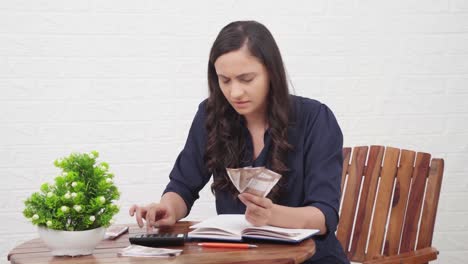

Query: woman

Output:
[130, 20, 348, 264]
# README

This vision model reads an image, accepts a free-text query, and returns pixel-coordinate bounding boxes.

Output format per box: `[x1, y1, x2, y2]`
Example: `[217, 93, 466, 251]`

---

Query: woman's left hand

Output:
[238, 193, 274, 226]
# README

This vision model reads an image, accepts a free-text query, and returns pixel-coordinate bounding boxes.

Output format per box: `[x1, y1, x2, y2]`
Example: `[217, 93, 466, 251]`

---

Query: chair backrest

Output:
[337, 146, 444, 262]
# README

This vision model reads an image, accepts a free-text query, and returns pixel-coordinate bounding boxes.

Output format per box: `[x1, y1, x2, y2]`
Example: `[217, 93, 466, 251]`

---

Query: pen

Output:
[197, 242, 258, 249]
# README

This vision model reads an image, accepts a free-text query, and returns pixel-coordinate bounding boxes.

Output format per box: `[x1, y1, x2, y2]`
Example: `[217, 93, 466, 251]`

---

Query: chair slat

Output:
[341, 147, 352, 193]
[400, 152, 431, 253]
[365, 147, 400, 259]
[417, 159, 444, 249]
[384, 149, 416, 256]
[337, 146, 368, 254]
[349, 146, 385, 261]
[339, 146, 443, 264]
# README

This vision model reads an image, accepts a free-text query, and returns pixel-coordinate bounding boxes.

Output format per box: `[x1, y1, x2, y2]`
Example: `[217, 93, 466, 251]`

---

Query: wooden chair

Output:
[337, 146, 444, 264]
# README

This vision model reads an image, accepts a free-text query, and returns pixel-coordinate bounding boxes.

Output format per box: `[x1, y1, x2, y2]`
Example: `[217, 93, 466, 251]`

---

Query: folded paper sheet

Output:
[226, 167, 281, 197]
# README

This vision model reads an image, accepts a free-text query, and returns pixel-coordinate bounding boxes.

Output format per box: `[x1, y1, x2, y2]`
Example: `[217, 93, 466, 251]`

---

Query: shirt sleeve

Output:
[303, 103, 343, 236]
[163, 101, 211, 216]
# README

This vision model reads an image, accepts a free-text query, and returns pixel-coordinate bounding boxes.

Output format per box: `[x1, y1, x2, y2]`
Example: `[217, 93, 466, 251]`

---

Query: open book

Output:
[188, 214, 319, 243]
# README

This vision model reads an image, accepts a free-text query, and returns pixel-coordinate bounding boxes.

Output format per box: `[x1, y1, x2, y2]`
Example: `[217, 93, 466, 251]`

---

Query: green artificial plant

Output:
[23, 151, 120, 231]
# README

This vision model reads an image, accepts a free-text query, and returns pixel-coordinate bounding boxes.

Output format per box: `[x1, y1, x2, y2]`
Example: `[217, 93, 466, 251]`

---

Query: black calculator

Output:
[129, 233, 186, 247]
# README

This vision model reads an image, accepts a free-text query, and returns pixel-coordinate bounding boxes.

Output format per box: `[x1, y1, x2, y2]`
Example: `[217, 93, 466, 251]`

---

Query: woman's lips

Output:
[233, 101, 250, 108]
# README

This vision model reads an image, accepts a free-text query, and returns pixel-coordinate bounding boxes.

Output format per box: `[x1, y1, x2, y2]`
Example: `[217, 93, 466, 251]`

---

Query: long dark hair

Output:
[205, 21, 292, 202]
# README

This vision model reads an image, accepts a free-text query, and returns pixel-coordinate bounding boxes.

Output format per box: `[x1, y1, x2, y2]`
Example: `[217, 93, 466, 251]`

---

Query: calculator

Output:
[129, 233, 186, 247]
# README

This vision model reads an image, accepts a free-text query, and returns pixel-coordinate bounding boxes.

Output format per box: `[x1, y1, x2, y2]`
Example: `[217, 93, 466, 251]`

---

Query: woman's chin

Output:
[233, 108, 251, 115]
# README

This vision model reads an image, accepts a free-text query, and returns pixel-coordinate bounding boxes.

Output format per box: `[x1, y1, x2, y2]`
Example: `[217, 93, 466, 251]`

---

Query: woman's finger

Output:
[247, 203, 265, 218]
[240, 195, 267, 218]
[245, 212, 262, 226]
[240, 193, 272, 209]
[146, 206, 155, 232]
[155, 211, 174, 227]
[238, 194, 255, 207]
[135, 206, 145, 228]
[129, 204, 137, 216]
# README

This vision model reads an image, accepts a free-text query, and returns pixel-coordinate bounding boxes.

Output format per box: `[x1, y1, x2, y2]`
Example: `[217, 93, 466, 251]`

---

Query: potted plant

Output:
[23, 151, 120, 256]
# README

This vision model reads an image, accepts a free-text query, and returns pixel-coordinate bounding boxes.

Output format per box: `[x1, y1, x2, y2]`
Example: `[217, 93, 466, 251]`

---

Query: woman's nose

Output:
[230, 82, 245, 99]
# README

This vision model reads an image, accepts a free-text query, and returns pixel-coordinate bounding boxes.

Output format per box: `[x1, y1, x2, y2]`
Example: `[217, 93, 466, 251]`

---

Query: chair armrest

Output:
[363, 247, 438, 264]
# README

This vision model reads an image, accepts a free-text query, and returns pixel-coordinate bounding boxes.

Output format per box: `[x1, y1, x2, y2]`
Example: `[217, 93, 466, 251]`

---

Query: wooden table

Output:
[8, 222, 316, 264]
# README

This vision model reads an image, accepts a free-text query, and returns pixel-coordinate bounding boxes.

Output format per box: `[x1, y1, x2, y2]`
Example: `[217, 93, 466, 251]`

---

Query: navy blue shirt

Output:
[164, 95, 349, 263]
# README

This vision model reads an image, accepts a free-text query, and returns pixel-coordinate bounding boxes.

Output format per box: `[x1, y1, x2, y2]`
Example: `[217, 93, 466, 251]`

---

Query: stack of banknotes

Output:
[226, 167, 281, 197]
[118, 245, 182, 257]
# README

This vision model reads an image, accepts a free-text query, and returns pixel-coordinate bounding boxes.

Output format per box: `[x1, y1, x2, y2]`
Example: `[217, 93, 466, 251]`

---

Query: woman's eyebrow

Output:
[217, 72, 256, 79]
[236, 73, 256, 79]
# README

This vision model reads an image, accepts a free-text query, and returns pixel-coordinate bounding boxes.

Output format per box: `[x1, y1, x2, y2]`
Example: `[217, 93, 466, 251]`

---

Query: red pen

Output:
[197, 242, 258, 249]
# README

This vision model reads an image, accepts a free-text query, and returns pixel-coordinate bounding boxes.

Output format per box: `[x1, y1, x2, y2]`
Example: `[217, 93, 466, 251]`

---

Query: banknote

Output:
[238, 167, 264, 191]
[243, 169, 281, 197]
[226, 167, 281, 197]
[226, 168, 241, 190]
[227, 166, 262, 192]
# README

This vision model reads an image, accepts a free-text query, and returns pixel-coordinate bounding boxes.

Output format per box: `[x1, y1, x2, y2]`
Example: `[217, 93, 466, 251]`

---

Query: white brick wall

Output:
[1, 1, 467, 263]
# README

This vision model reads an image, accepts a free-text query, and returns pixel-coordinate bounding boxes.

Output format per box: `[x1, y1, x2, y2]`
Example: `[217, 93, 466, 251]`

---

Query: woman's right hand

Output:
[129, 203, 176, 232]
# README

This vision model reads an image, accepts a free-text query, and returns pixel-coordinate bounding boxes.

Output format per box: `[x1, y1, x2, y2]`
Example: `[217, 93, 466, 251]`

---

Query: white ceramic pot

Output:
[38, 226, 106, 256]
